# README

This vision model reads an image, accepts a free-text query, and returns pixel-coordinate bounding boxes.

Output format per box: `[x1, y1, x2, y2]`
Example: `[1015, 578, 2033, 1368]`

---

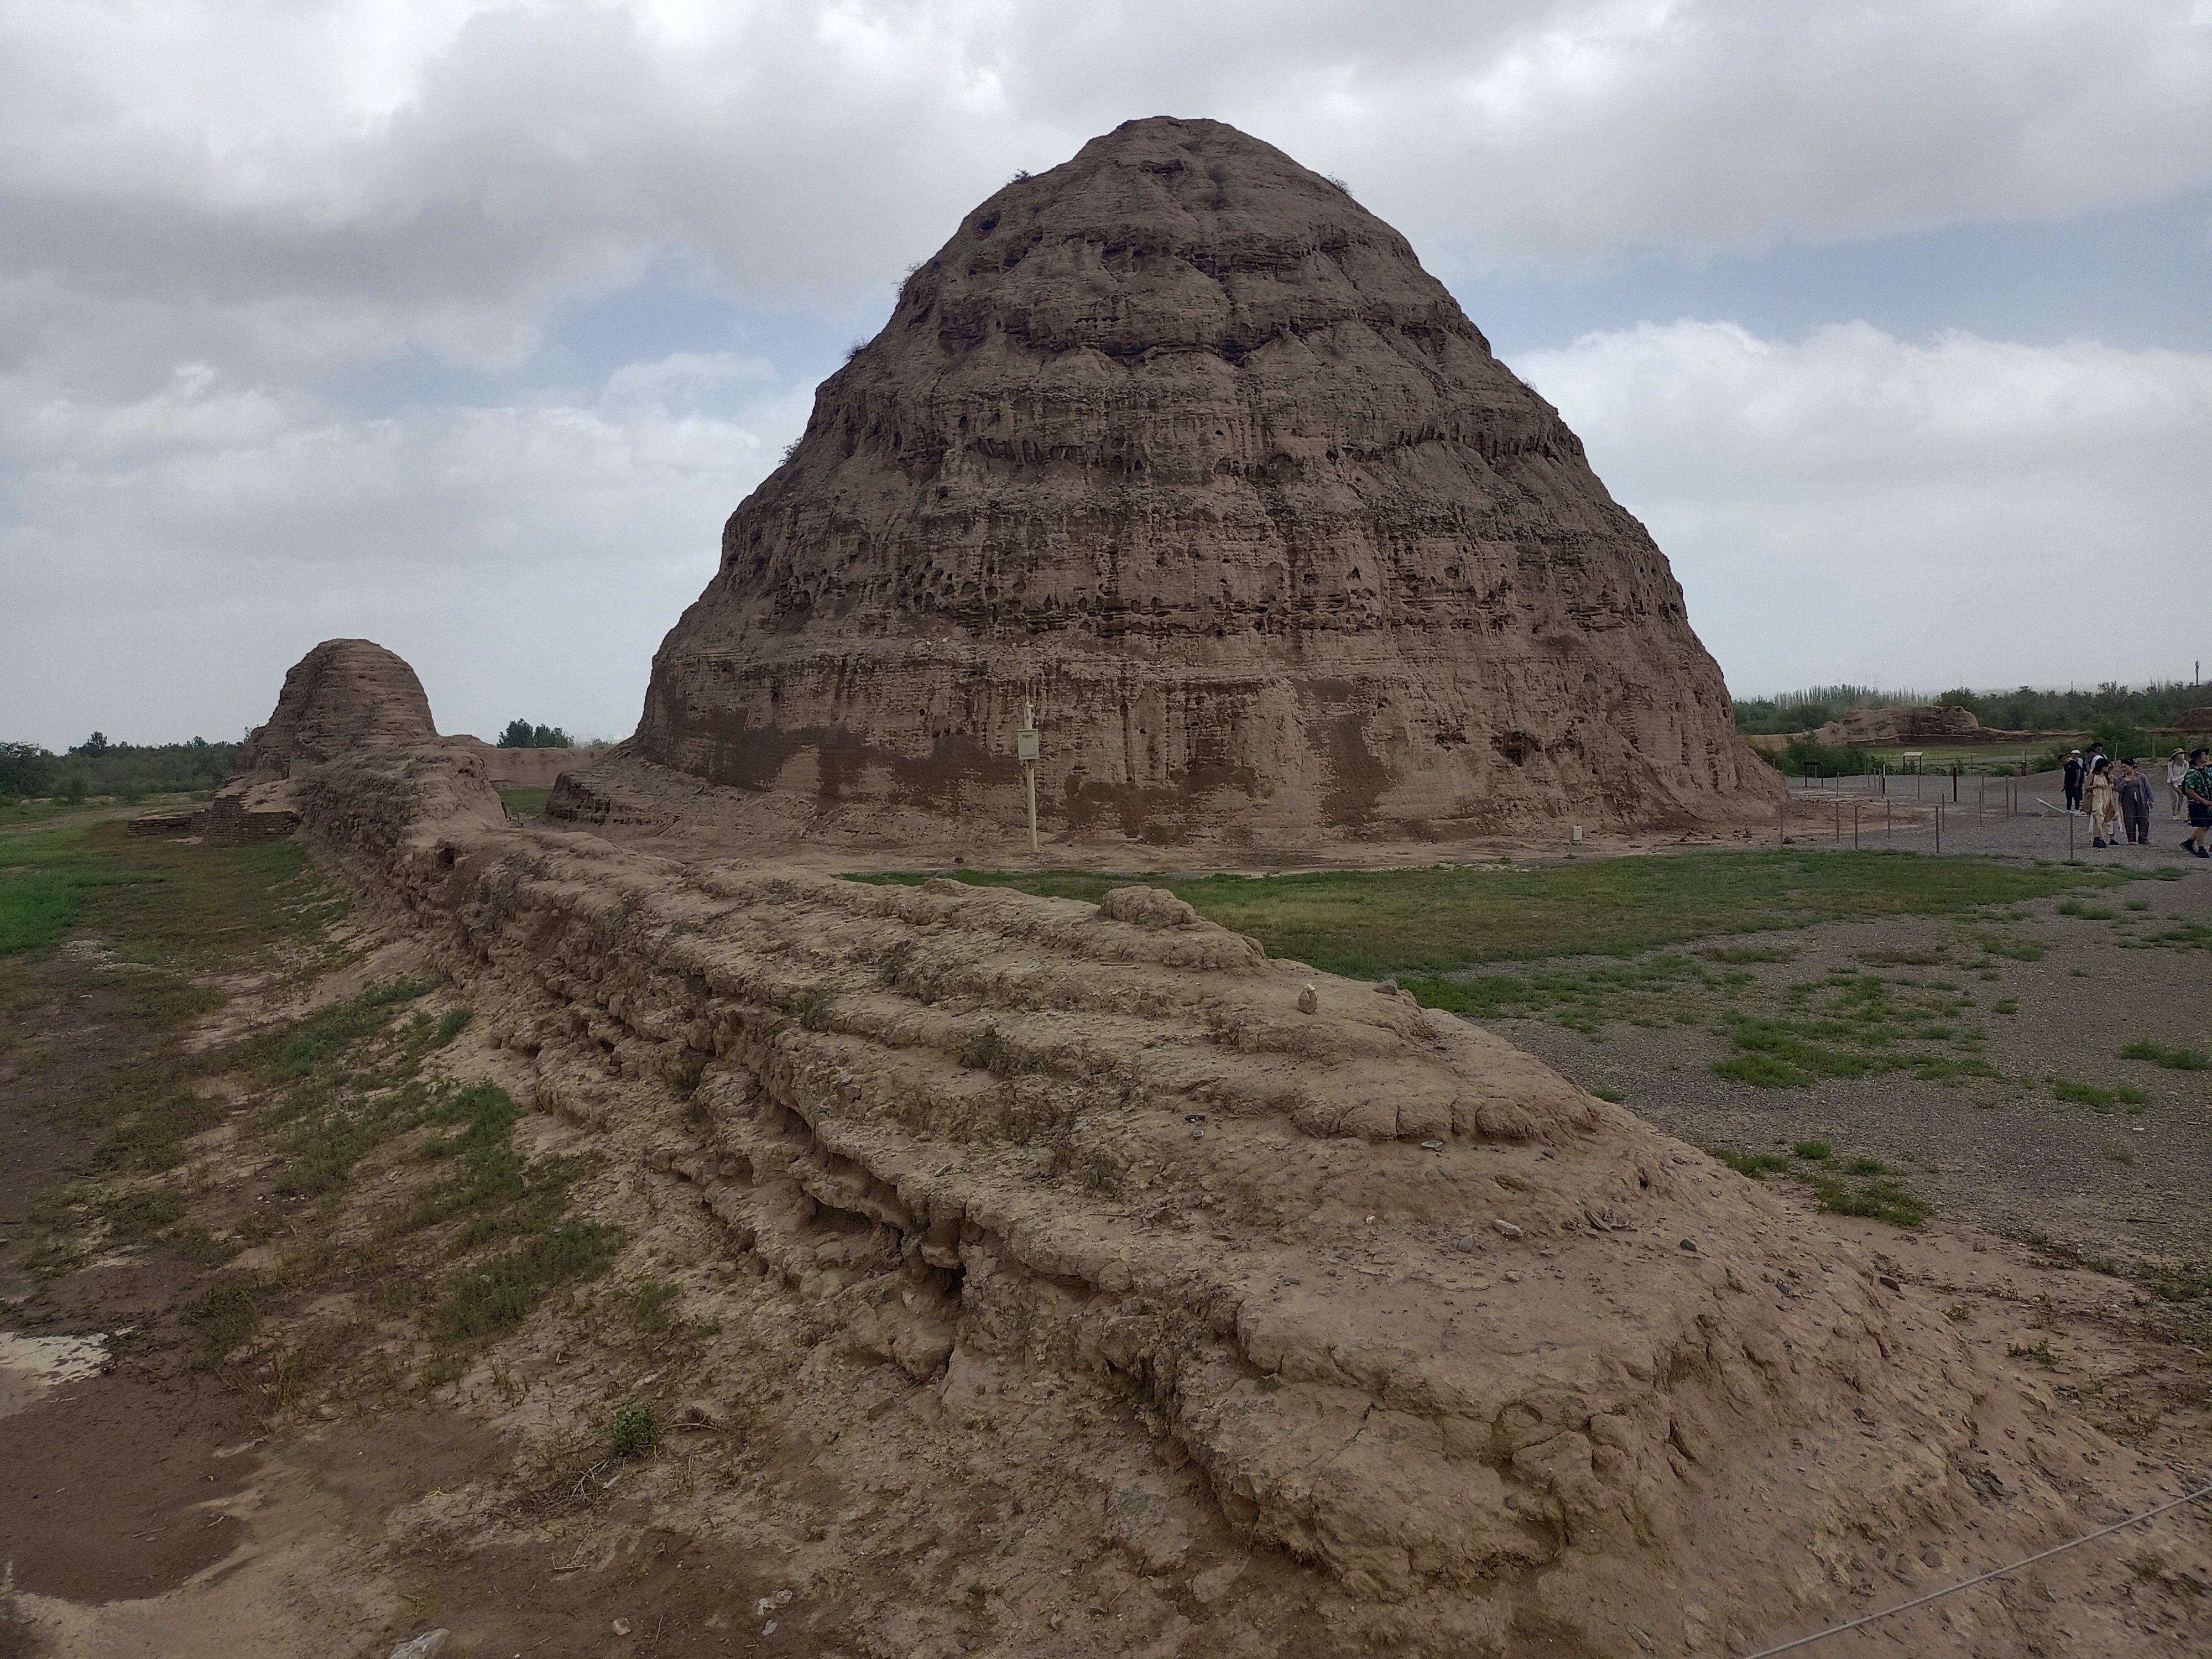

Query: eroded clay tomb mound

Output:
[561, 116, 1780, 847]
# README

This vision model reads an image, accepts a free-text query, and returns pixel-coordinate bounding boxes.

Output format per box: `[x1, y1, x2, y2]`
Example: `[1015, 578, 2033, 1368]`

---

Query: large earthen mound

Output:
[1811, 705, 1985, 748]
[566, 117, 1779, 850]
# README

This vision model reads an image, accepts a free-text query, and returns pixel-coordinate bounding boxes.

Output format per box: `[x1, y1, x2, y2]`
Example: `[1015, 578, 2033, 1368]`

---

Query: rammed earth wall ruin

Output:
[293, 742, 2127, 1655]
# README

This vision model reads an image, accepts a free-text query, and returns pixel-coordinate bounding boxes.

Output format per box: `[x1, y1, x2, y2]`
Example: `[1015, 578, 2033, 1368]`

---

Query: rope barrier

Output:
[1740, 1479, 2212, 1658]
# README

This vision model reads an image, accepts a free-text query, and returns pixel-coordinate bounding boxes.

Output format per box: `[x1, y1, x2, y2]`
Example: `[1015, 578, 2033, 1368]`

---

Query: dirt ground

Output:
[4, 814, 2211, 1658]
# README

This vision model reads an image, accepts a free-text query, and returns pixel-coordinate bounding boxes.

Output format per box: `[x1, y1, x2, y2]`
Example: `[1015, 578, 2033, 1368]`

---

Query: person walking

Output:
[2117, 759, 2155, 846]
[2186, 749, 2212, 859]
[2171, 749, 2190, 820]
[2063, 749, 2085, 812]
[2085, 753, 2120, 848]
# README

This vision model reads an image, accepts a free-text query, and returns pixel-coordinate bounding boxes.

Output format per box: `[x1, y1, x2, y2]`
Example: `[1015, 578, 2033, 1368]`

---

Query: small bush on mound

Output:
[611, 1402, 662, 1458]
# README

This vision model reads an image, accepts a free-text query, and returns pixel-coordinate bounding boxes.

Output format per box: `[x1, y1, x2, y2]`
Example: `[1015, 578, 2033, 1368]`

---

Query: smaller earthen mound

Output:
[2180, 706, 2212, 735]
[1812, 704, 1983, 747]
[235, 639, 437, 780]
[200, 639, 444, 845]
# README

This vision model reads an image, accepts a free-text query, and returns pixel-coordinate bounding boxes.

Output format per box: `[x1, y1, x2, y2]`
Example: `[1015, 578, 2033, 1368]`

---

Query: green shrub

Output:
[429, 1219, 623, 1342]
[610, 1402, 662, 1458]
[2122, 1041, 2209, 1071]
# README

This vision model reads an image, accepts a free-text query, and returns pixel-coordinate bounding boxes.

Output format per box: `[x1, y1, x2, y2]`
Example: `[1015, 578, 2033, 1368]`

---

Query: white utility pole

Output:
[1018, 700, 1040, 854]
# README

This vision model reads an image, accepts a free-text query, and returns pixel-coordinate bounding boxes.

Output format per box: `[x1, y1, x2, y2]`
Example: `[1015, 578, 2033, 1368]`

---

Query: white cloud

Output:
[3, 1, 2210, 744]
[0, 352, 813, 747]
[1516, 321, 2212, 693]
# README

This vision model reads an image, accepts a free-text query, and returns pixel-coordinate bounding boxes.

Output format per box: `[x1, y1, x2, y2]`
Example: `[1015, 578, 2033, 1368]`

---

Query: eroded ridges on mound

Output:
[618, 116, 1781, 849]
[350, 825, 2102, 1639]
[276, 740, 2147, 1652]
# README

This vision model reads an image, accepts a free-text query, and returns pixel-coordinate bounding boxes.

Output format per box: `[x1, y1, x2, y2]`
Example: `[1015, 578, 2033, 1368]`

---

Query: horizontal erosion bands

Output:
[337, 810, 1958, 1606]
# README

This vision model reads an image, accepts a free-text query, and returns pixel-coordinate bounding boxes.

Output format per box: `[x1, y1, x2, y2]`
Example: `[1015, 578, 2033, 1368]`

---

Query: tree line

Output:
[1734, 681, 2206, 737]
[1, 735, 241, 805]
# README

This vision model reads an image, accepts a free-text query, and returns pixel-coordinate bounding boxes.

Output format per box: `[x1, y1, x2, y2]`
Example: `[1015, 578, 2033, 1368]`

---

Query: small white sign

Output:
[1018, 730, 1039, 762]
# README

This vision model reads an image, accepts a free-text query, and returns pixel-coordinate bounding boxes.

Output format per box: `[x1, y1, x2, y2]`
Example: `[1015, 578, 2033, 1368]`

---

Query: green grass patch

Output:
[2056, 899, 2119, 920]
[1712, 969, 1992, 1088]
[1810, 1168, 1929, 1227]
[0, 823, 345, 964]
[430, 1219, 624, 1342]
[2052, 1078, 2151, 1110]
[98, 1186, 186, 1238]
[0, 870, 82, 954]
[2138, 1261, 2212, 1302]
[1398, 955, 1710, 1035]
[498, 788, 550, 820]
[2120, 921, 2212, 952]
[851, 849, 2139, 979]
[241, 977, 435, 1084]
[1710, 1142, 1929, 1225]
[2122, 1041, 2209, 1071]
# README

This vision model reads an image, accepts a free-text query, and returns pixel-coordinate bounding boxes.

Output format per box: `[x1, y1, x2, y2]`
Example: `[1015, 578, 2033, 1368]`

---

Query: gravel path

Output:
[1483, 820, 2212, 1265]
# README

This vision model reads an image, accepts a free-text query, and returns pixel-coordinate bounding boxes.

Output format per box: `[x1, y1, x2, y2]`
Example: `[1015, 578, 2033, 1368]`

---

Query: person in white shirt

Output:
[2171, 750, 2190, 820]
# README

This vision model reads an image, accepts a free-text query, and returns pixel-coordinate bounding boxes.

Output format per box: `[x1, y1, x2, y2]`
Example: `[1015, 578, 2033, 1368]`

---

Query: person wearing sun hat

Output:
[2184, 749, 2212, 858]
[2172, 749, 2191, 821]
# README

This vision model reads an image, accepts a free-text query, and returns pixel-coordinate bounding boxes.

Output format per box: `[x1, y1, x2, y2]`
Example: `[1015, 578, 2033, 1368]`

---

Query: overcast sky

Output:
[4, 0, 2209, 750]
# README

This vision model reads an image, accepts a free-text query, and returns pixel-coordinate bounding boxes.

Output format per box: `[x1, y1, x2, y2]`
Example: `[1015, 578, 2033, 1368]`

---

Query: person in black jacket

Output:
[2062, 749, 2084, 812]
[2116, 759, 2155, 846]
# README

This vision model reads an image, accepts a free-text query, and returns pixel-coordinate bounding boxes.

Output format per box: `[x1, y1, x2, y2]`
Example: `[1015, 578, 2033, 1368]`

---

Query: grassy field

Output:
[3, 822, 623, 1401]
[0, 820, 344, 962]
[499, 787, 550, 819]
[853, 850, 2144, 979]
